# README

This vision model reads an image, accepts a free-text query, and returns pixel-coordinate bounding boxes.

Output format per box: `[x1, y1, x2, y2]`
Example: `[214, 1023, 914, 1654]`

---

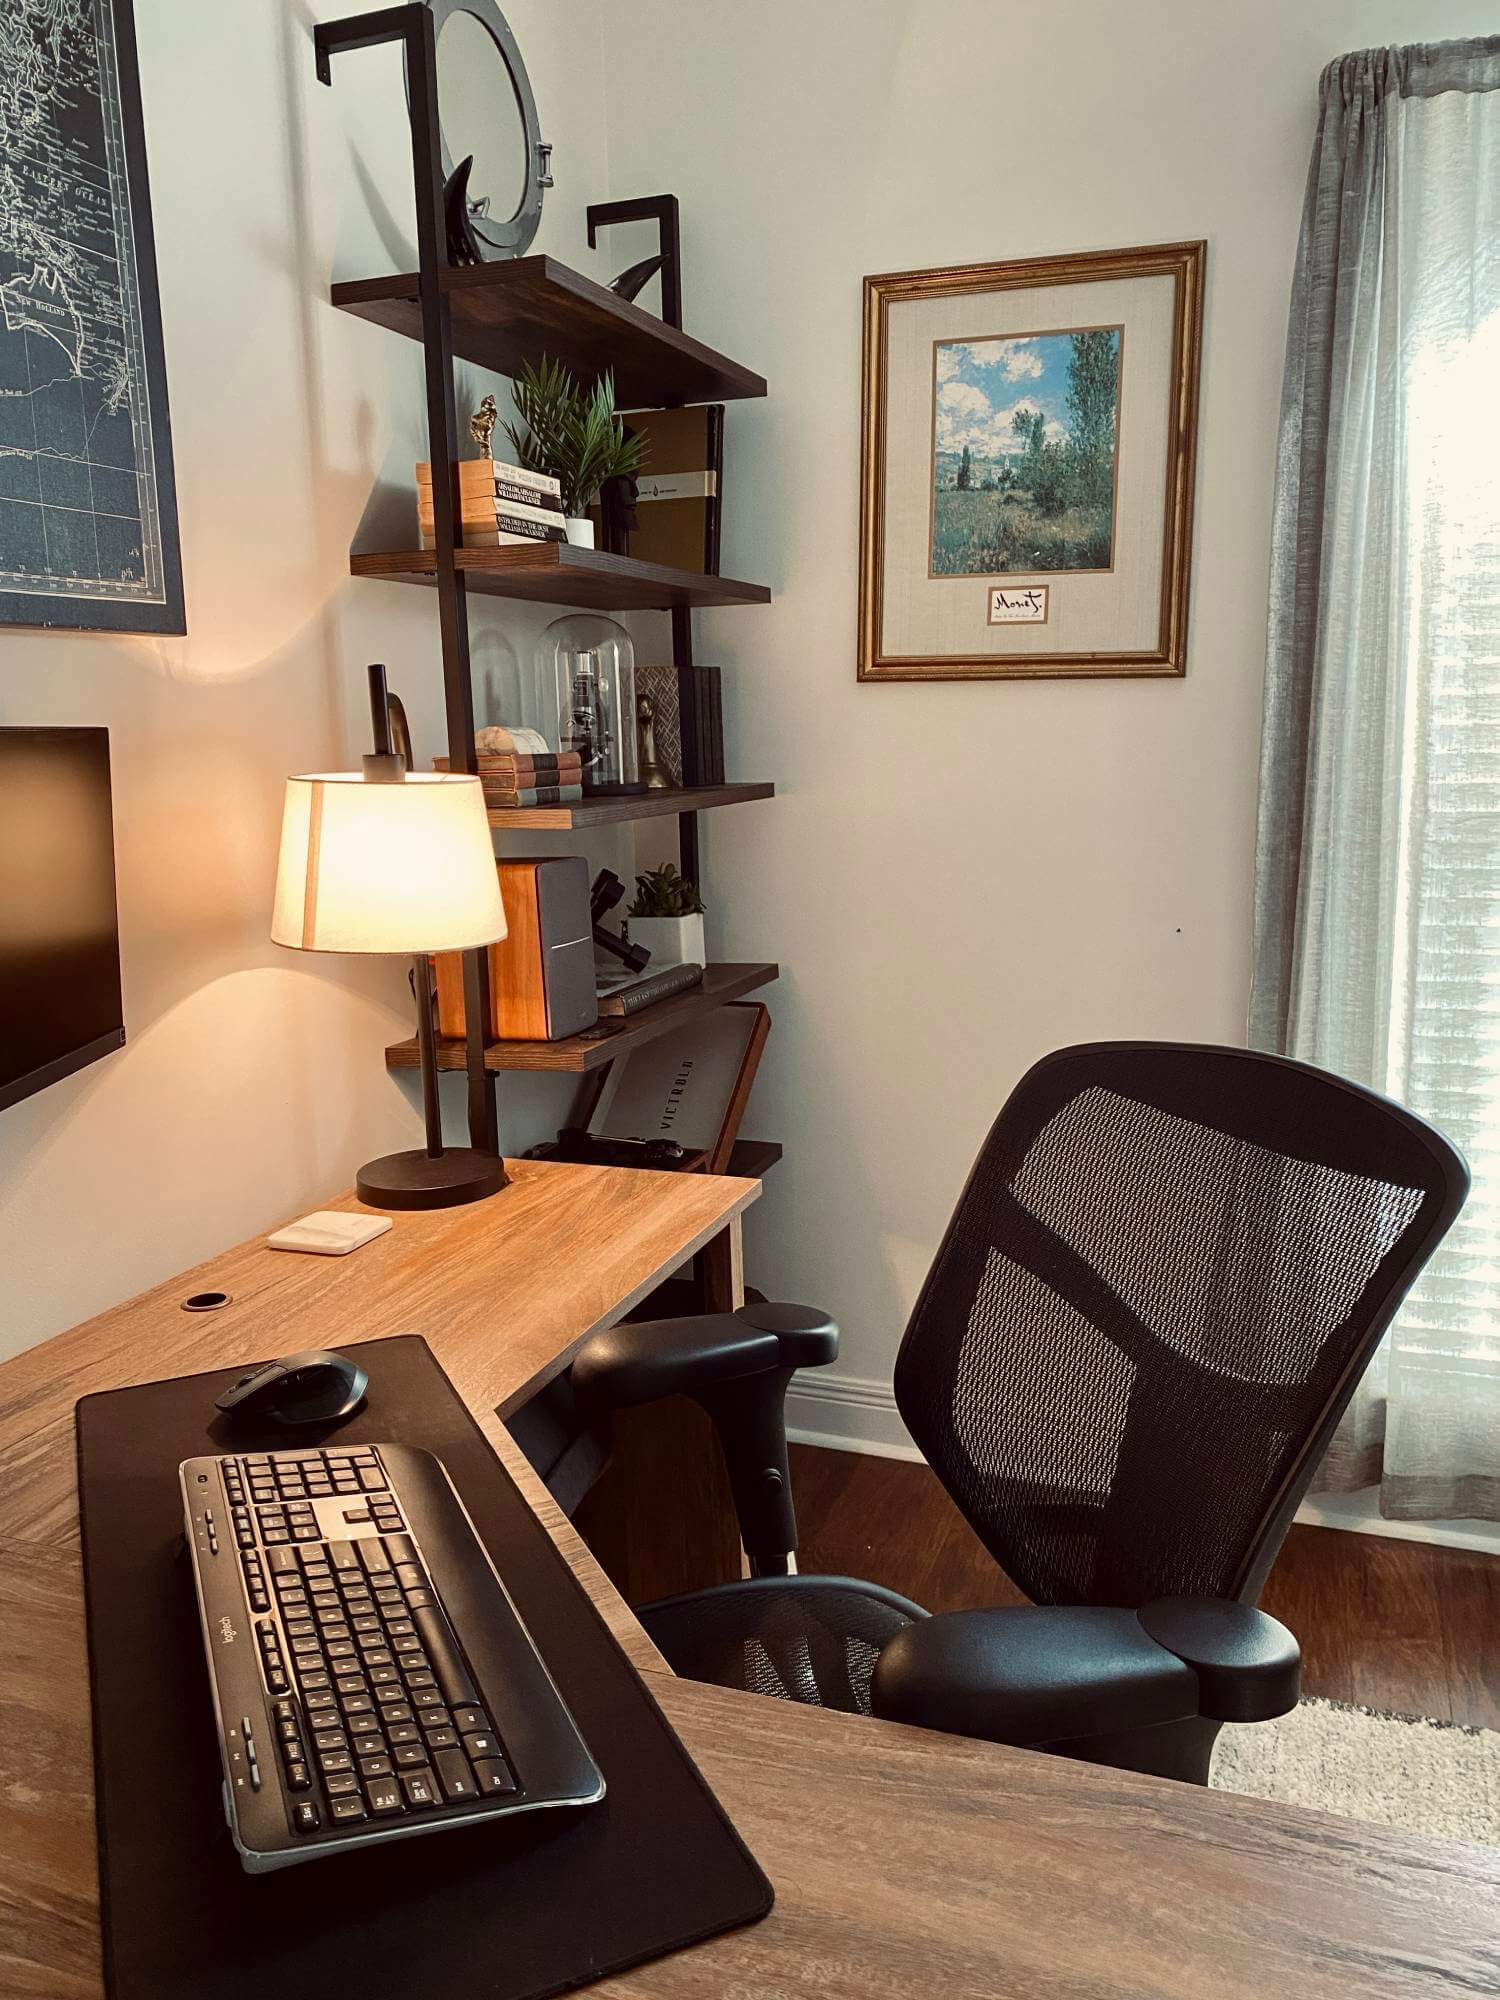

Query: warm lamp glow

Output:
[271, 771, 506, 954]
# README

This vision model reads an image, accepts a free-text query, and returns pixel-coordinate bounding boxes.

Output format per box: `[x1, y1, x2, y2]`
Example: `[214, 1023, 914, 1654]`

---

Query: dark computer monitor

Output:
[0, 727, 125, 1113]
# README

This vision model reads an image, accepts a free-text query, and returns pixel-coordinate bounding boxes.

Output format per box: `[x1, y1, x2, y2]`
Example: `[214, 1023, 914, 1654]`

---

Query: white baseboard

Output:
[786, 1372, 922, 1462]
[788, 1375, 1499, 1556]
[1296, 1491, 1500, 1556]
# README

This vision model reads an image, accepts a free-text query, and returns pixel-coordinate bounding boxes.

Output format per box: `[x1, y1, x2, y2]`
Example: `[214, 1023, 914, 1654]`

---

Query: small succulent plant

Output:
[628, 864, 705, 918]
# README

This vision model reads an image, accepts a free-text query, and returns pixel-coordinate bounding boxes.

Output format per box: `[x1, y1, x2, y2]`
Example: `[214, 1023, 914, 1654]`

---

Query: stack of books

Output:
[435, 725, 584, 808]
[477, 748, 583, 808]
[415, 459, 565, 549]
[690, 665, 725, 784]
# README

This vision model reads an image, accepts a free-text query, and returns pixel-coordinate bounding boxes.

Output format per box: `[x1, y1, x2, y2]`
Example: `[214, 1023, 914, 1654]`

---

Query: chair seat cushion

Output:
[870, 1604, 1200, 1746]
[639, 1575, 927, 1715]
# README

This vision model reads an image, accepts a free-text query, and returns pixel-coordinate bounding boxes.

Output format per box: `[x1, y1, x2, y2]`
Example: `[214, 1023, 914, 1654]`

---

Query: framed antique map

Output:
[858, 242, 1203, 680]
[0, 0, 184, 632]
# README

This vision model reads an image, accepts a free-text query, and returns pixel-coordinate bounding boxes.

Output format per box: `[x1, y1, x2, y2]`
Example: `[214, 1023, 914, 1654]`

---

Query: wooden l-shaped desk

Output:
[1, 1158, 1495, 1998]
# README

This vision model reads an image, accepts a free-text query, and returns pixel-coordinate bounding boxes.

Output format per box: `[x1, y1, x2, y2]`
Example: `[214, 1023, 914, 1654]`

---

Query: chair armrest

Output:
[1137, 1597, 1299, 1721]
[869, 1606, 1199, 1747]
[571, 1301, 838, 1409]
[870, 1599, 1300, 1748]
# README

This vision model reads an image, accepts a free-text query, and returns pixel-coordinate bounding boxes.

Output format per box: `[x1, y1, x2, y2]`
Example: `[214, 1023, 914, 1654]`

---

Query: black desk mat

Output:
[76, 1334, 772, 1999]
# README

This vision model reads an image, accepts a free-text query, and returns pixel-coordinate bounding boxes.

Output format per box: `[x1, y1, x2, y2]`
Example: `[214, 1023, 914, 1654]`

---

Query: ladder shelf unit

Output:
[317, 8, 775, 1175]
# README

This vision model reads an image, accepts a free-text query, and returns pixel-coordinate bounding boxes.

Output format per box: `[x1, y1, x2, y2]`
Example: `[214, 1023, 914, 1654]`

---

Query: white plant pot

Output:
[564, 517, 595, 548]
[625, 913, 705, 968]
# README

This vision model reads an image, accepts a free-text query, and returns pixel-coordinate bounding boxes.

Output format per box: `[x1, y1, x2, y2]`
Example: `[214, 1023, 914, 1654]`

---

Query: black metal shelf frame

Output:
[318, 4, 497, 1152]
[318, 12, 729, 1155]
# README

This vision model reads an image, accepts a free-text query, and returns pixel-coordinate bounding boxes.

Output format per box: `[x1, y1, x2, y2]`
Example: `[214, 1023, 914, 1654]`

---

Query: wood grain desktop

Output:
[0, 1161, 1495, 1999]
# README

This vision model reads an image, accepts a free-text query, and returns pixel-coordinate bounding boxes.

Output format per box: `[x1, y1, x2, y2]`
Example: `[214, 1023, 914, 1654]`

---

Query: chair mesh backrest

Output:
[894, 1044, 1466, 1609]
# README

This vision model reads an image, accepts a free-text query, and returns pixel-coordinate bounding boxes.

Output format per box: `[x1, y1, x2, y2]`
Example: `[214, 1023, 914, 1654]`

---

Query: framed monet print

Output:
[858, 241, 1204, 681]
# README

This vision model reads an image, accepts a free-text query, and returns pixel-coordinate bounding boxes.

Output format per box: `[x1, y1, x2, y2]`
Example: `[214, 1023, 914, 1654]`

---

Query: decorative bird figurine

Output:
[444, 155, 484, 266]
[608, 254, 665, 305]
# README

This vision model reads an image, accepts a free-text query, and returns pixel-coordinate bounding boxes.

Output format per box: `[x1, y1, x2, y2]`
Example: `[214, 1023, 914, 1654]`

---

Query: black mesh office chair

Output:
[573, 1044, 1467, 1783]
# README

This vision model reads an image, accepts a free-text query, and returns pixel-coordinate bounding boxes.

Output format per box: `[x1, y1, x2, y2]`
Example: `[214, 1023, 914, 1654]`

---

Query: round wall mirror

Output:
[426, 0, 548, 258]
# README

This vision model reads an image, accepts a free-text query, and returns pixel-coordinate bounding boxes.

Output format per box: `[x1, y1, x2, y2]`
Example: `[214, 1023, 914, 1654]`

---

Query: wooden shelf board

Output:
[352, 543, 770, 613]
[720, 1139, 783, 1179]
[387, 963, 780, 1076]
[487, 782, 774, 830]
[331, 255, 766, 408]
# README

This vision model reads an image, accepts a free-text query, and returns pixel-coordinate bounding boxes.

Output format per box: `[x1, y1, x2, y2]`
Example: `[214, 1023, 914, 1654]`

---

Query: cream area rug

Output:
[1210, 1696, 1500, 1846]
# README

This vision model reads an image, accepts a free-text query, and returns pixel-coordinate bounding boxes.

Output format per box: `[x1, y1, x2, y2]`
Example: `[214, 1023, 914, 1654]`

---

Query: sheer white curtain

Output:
[1251, 40, 1500, 1521]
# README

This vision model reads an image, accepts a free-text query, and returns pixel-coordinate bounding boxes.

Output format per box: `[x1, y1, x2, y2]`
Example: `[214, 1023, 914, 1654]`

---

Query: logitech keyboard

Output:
[181, 1441, 604, 1871]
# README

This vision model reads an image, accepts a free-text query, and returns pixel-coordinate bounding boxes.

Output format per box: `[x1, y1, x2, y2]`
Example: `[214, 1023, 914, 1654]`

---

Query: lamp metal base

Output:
[357, 1147, 510, 1211]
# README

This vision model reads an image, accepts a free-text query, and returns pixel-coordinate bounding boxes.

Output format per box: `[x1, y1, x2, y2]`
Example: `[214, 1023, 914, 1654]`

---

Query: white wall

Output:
[0, 0, 617, 1355]
[8, 0, 1495, 1382]
[599, 0, 1499, 1449]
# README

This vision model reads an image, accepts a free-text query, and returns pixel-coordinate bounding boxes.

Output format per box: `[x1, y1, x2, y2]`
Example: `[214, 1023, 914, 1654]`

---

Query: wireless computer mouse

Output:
[214, 1350, 368, 1428]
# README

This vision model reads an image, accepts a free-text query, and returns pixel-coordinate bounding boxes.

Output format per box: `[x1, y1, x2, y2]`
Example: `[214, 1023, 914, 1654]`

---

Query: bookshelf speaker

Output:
[434, 856, 597, 1041]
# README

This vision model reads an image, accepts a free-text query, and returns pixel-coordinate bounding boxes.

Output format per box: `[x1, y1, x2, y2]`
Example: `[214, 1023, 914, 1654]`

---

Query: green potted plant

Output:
[625, 864, 706, 968]
[502, 356, 647, 547]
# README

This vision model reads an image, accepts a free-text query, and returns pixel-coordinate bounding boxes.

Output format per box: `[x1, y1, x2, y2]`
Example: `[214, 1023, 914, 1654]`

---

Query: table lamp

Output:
[272, 670, 508, 1211]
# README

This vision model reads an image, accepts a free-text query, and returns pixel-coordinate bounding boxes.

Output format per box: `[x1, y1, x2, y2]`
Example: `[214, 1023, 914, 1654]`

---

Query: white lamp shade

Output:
[272, 772, 507, 953]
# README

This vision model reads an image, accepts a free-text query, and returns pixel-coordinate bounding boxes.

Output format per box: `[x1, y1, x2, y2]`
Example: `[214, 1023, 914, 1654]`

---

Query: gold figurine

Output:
[469, 394, 498, 459]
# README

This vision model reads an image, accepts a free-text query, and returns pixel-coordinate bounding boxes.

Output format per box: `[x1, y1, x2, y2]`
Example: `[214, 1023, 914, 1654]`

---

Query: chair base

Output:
[1050, 1714, 1223, 1786]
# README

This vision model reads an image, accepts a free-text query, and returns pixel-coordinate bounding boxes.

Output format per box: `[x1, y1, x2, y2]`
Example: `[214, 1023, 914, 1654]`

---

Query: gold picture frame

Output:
[858, 241, 1205, 681]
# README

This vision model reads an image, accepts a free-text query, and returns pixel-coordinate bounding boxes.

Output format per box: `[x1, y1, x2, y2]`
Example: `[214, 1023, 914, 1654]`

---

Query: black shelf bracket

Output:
[314, 6, 420, 83]
[584, 196, 705, 885]
[585, 194, 683, 330]
[315, 4, 500, 1160]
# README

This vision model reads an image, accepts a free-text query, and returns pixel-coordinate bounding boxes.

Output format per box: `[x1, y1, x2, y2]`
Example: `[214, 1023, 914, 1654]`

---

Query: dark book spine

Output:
[695, 666, 723, 786]
[676, 658, 700, 784]
[696, 667, 714, 793]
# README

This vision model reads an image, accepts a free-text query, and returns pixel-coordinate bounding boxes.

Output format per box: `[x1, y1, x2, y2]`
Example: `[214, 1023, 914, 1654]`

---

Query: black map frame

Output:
[0, 0, 184, 633]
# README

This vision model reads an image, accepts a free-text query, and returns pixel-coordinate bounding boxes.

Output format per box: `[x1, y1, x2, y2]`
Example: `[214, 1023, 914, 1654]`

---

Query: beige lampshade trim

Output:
[301, 779, 324, 952]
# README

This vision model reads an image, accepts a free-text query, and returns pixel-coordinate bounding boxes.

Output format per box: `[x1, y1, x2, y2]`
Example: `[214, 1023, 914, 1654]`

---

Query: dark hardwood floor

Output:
[789, 1444, 1500, 1731]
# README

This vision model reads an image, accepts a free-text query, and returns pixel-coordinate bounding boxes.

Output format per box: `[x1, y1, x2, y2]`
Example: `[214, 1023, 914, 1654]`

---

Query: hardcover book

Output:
[599, 406, 724, 573]
[478, 756, 583, 780]
[689, 665, 724, 786]
[418, 488, 565, 527]
[420, 518, 566, 548]
[417, 459, 562, 501]
[479, 785, 584, 807]
[594, 961, 705, 1016]
[435, 742, 582, 782]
